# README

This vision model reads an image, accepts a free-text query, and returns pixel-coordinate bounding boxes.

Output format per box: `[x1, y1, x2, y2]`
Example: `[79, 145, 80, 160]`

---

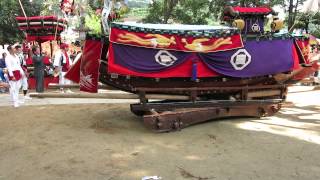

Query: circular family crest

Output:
[251, 23, 261, 32]
[230, 49, 251, 70]
[155, 50, 178, 67]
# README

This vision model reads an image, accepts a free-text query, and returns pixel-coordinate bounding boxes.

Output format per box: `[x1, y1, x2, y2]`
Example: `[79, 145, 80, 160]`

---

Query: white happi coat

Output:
[5, 54, 24, 106]
[53, 50, 72, 86]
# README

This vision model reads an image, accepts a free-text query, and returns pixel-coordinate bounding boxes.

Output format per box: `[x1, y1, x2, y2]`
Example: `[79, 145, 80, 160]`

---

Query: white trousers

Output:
[9, 80, 22, 104]
[21, 76, 28, 91]
[59, 72, 71, 86]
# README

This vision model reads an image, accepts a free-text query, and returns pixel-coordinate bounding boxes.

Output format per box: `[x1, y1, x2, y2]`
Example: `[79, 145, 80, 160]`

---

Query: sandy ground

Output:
[0, 87, 319, 180]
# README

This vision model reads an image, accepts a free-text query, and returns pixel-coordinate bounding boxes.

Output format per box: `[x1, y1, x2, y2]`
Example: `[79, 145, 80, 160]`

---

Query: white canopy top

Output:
[113, 22, 236, 31]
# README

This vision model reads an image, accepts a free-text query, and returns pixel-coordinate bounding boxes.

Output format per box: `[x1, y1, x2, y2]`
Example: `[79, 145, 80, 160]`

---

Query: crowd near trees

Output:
[0, 0, 319, 44]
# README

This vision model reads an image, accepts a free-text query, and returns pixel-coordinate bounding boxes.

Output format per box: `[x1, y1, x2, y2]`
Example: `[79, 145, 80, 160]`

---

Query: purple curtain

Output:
[113, 43, 193, 73]
[112, 39, 294, 78]
[198, 39, 294, 77]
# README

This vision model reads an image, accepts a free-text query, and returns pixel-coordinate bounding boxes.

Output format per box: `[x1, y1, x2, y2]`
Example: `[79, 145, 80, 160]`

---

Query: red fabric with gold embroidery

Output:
[110, 28, 243, 53]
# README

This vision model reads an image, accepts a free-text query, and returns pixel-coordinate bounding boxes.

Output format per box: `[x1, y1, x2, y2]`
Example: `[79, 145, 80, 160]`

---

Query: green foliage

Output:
[142, 0, 286, 24]
[40, 0, 62, 16]
[126, 8, 149, 18]
[143, 0, 217, 24]
[143, 1, 164, 23]
[309, 13, 320, 38]
[88, 0, 103, 10]
[84, 8, 102, 35]
[291, 12, 320, 37]
[311, 30, 320, 38]
[0, 0, 42, 44]
[174, 0, 215, 24]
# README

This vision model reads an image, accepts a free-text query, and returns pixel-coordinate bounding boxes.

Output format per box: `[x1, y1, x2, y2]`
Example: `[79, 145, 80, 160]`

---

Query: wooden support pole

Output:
[50, 41, 53, 58]
[18, 0, 27, 18]
[29, 92, 190, 100]
[48, 83, 117, 90]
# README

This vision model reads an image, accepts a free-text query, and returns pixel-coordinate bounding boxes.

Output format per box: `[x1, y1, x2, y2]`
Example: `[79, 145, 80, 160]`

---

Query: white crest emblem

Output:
[155, 50, 177, 66]
[230, 49, 251, 70]
[251, 23, 261, 32]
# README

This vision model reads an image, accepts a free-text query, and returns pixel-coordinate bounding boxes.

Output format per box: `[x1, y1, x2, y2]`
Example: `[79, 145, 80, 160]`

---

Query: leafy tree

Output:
[174, 0, 215, 24]
[143, 1, 164, 23]
[143, 0, 285, 24]
[295, 12, 320, 37]
[0, 0, 42, 44]
[310, 13, 320, 37]
[143, 0, 216, 24]
[286, 0, 306, 31]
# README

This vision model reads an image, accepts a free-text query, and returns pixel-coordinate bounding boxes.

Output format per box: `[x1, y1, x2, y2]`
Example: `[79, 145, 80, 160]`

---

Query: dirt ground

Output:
[0, 87, 319, 180]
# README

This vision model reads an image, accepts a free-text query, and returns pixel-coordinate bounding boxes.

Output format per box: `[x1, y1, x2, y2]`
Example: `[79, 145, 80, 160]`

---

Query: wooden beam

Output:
[247, 90, 281, 98]
[48, 83, 117, 90]
[29, 92, 190, 100]
[135, 84, 285, 92]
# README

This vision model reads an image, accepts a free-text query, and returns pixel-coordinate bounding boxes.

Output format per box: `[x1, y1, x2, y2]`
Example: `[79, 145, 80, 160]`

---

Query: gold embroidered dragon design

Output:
[181, 37, 232, 52]
[117, 33, 176, 48]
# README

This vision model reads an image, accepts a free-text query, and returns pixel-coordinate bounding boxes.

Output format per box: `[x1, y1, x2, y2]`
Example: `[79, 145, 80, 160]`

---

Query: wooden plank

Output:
[29, 92, 189, 100]
[135, 84, 285, 92]
[247, 90, 281, 98]
[48, 83, 79, 88]
[48, 83, 117, 90]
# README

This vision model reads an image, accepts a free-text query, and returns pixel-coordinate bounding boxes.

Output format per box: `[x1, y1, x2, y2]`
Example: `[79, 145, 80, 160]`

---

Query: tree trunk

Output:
[292, 0, 300, 26]
[288, 0, 294, 30]
[163, 0, 178, 24]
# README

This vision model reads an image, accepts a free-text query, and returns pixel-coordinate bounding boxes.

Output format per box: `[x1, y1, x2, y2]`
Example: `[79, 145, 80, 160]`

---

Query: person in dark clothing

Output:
[0, 52, 7, 82]
[32, 46, 45, 92]
[0, 52, 6, 68]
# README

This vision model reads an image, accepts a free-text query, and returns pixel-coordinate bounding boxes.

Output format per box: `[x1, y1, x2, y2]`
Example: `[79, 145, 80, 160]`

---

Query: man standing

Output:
[32, 46, 45, 93]
[5, 45, 24, 107]
[53, 43, 73, 93]
[15, 45, 31, 100]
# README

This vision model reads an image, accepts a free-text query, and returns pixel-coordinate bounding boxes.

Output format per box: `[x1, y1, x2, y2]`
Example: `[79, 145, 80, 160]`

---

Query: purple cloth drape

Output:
[113, 44, 193, 73]
[198, 39, 294, 77]
[112, 39, 295, 77]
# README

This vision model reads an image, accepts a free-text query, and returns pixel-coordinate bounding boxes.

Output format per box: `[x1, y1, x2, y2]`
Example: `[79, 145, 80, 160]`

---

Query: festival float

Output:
[63, 3, 317, 132]
[15, 15, 68, 88]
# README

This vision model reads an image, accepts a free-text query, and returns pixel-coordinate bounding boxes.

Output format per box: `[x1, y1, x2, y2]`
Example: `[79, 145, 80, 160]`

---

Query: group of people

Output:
[0, 42, 79, 107]
[0, 44, 32, 107]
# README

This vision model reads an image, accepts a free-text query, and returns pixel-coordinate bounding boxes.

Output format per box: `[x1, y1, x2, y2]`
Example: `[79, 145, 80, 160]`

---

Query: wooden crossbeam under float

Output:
[29, 92, 190, 100]
[47, 83, 117, 90]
